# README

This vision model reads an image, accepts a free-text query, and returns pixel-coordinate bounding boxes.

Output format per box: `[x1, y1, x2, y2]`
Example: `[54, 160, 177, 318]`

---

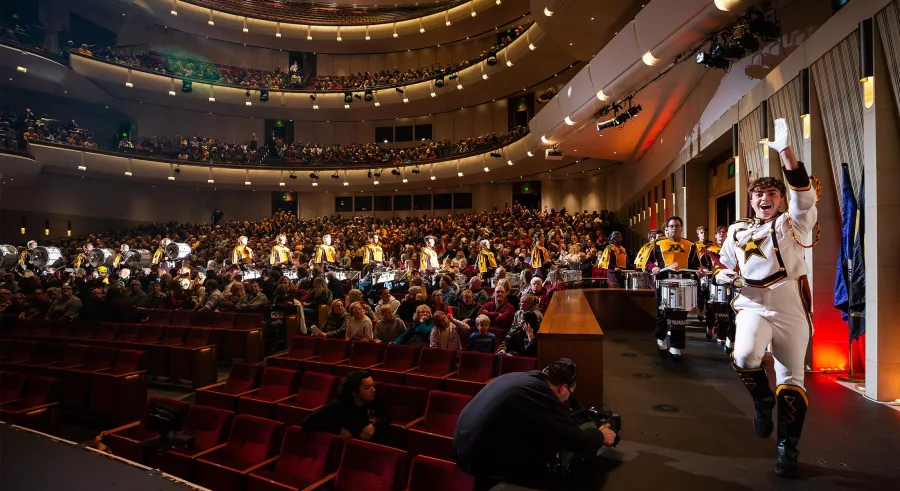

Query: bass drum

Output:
[124, 249, 153, 269]
[0, 244, 18, 269]
[88, 248, 117, 268]
[165, 242, 192, 261]
[30, 246, 64, 268]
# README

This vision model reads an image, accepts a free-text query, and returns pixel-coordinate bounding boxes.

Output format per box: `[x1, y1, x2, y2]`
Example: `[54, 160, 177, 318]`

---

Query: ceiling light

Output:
[496, 0, 501, 4]
[168, 176, 175, 180]
[170, 10, 177, 16]
[403, 97, 409, 103]
[313, 104, 319, 110]
[208, 20, 214, 26]
[642, 51, 659, 66]
[596, 89, 607, 101]
[16, 66, 27, 73]
[484, 167, 490, 172]
[245, 180, 251, 185]
[482, 74, 489, 80]
[506, 60, 513, 67]
[344, 181, 350, 186]
[344, 104, 350, 109]
[419, 27, 426, 33]
[124, 171, 133, 176]
[529, 43, 536, 50]
[457, 84, 464, 90]
[393, 32, 399, 38]
[245, 101, 252, 106]
[714, 0, 740, 10]
[446, 20, 452, 26]
[312, 182, 318, 187]
[276, 32, 282, 38]
[430, 91, 436, 98]
[125, 82, 133, 88]
[243, 27, 249, 33]
[527, 151, 534, 157]
[77, 165, 87, 171]
[430, 175, 436, 180]
[402, 178, 409, 183]
[458, 171, 464, 177]
[279, 181, 285, 187]
[543, 8, 554, 16]
[565, 116, 575, 125]
[374, 101, 380, 107]
[208, 96, 215, 102]
[540, 135, 550, 144]
[168, 90, 176, 96]
[207, 179, 214, 183]
[507, 160, 514, 165]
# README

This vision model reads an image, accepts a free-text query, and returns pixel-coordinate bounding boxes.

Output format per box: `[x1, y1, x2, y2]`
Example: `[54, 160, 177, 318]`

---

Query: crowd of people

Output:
[78, 23, 529, 93]
[0, 106, 526, 168]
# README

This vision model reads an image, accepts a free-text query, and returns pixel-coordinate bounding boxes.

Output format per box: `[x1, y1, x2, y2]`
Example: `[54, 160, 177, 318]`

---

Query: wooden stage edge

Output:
[537, 288, 658, 408]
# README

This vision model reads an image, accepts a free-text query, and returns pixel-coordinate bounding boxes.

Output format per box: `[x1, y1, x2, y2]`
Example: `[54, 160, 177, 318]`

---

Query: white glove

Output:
[715, 269, 737, 285]
[766, 118, 789, 153]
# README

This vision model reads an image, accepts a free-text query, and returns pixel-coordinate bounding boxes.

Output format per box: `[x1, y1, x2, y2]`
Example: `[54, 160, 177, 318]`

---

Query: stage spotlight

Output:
[720, 43, 746, 59]
[749, 16, 780, 41]
[695, 50, 729, 69]
[391, 168, 401, 176]
[411, 166, 421, 174]
[181, 80, 192, 93]
[259, 89, 269, 102]
[309, 172, 318, 179]
[289, 171, 297, 179]
[309, 94, 317, 102]
[364, 89, 373, 102]
[487, 55, 497, 66]
[395, 87, 404, 95]
[435, 76, 445, 88]
[448, 73, 458, 80]
[344, 92, 353, 104]
[490, 152, 501, 158]
[736, 30, 760, 51]
[331, 172, 340, 179]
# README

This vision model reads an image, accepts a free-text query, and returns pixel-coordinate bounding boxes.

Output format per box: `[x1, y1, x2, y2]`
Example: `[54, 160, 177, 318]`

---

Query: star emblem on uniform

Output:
[741, 236, 768, 262]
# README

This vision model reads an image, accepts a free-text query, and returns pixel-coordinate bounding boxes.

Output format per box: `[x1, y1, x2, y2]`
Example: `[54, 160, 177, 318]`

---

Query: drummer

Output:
[17, 240, 38, 272]
[599, 231, 627, 288]
[530, 234, 553, 280]
[475, 240, 498, 281]
[73, 243, 94, 273]
[634, 229, 662, 270]
[701, 226, 734, 352]
[232, 236, 254, 266]
[152, 238, 172, 265]
[270, 234, 292, 266]
[694, 226, 714, 335]
[420, 236, 440, 272]
[646, 216, 701, 359]
[363, 233, 384, 266]
[113, 244, 129, 269]
[313, 234, 337, 267]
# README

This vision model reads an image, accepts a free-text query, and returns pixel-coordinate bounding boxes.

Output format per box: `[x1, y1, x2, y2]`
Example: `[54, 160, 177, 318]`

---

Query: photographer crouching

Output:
[453, 359, 620, 490]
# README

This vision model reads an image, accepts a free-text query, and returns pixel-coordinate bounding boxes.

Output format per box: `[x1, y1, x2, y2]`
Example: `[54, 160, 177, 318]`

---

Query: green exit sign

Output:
[275, 120, 283, 126]
[727, 162, 735, 178]
[282, 194, 288, 200]
[523, 186, 530, 192]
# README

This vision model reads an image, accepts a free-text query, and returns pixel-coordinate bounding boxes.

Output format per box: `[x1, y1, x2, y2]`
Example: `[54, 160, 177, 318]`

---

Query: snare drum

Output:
[659, 279, 698, 311]
[561, 270, 582, 283]
[626, 271, 651, 290]
[88, 248, 117, 268]
[30, 246, 64, 269]
[124, 249, 153, 269]
[242, 269, 262, 280]
[507, 272, 522, 288]
[165, 242, 192, 261]
[284, 271, 298, 280]
[0, 244, 18, 269]
[708, 282, 732, 303]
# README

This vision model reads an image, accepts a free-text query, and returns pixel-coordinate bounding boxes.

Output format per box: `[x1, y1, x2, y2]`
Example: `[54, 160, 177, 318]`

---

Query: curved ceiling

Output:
[532, 0, 648, 60]
[133, 0, 529, 51]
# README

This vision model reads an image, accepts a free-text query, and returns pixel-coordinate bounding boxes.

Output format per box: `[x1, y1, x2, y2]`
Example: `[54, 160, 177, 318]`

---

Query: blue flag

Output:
[849, 177, 865, 339]
[834, 164, 865, 340]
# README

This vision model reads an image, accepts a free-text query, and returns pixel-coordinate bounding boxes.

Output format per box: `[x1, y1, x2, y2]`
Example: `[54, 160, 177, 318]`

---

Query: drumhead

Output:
[0, 245, 18, 269]
[31, 246, 64, 268]
[165, 242, 192, 260]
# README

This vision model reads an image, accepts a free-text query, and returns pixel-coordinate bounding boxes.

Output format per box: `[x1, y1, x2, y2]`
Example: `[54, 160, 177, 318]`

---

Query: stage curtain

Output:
[768, 76, 805, 163]
[876, 0, 900, 119]
[811, 33, 864, 205]
[738, 106, 764, 185]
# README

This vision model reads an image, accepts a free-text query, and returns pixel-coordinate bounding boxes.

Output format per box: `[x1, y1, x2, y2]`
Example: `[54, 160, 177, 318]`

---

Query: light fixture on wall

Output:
[860, 18, 875, 108]
[208, 9, 214, 25]
[242, 17, 249, 33]
[45, 219, 50, 236]
[208, 166, 214, 184]
[244, 169, 251, 186]
[336, 26, 342, 42]
[393, 23, 399, 38]
[445, 11, 451, 27]
[20, 217, 25, 235]
[67, 221, 72, 237]
[800, 68, 811, 139]
[365, 25, 370, 41]
[276, 22, 282, 38]
[306, 25, 312, 41]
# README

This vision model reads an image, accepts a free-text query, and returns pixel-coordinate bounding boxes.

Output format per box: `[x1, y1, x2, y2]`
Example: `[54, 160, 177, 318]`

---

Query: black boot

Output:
[732, 356, 775, 438]
[775, 384, 808, 477]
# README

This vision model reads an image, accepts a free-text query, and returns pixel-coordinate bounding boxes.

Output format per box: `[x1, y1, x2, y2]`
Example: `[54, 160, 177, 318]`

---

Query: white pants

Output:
[732, 279, 811, 388]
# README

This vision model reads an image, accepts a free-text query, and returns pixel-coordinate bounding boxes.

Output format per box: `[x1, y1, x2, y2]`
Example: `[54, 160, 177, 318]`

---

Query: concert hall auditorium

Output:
[1, 0, 898, 489]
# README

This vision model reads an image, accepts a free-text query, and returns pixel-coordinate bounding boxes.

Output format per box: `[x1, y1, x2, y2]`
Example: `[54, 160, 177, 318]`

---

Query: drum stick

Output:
[658, 263, 678, 273]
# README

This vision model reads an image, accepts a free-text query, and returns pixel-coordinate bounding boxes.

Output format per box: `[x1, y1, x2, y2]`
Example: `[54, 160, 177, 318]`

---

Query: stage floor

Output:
[500, 326, 900, 490]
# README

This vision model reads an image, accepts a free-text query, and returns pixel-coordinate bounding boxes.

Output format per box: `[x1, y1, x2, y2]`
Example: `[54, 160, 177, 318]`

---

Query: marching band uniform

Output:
[646, 235, 700, 358]
[113, 252, 125, 269]
[270, 244, 292, 265]
[420, 245, 440, 271]
[717, 163, 816, 476]
[476, 248, 498, 277]
[363, 243, 384, 265]
[151, 247, 166, 265]
[314, 243, 336, 266]
[530, 244, 552, 279]
[695, 238, 715, 335]
[599, 242, 627, 288]
[700, 241, 734, 349]
[633, 240, 656, 270]
[73, 252, 91, 271]
[232, 244, 254, 265]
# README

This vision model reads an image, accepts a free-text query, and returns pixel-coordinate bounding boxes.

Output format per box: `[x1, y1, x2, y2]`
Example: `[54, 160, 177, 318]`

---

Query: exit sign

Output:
[727, 162, 735, 178]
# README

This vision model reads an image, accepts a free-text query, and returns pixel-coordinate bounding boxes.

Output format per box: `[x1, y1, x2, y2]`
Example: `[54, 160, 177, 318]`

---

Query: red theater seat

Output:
[274, 371, 338, 427]
[115, 323, 141, 342]
[0, 375, 60, 433]
[235, 313, 263, 330]
[247, 428, 343, 491]
[146, 309, 174, 325]
[29, 319, 55, 337]
[168, 328, 218, 389]
[368, 344, 421, 385]
[267, 336, 319, 371]
[105, 397, 191, 463]
[171, 310, 197, 326]
[193, 415, 285, 491]
[148, 325, 188, 378]
[212, 312, 237, 328]
[304, 339, 351, 374]
[404, 348, 456, 391]
[147, 404, 235, 480]
[304, 439, 407, 491]
[88, 349, 148, 423]
[406, 391, 472, 461]
[5, 341, 61, 368]
[28, 344, 89, 378]
[1, 371, 28, 402]
[405, 455, 475, 491]
[237, 367, 300, 418]
[334, 341, 386, 377]
[60, 346, 118, 413]
[91, 322, 119, 341]
[68, 321, 98, 339]
[136, 324, 165, 344]
[381, 383, 428, 449]
[195, 362, 262, 411]
[444, 352, 497, 396]
[499, 355, 538, 375]
[1, 340, 37, 363]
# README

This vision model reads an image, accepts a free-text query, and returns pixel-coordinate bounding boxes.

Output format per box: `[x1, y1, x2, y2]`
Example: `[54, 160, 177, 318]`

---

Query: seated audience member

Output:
[302, 370, 390, 444]
[468, 277, 490, 305]
[347, 289, 374, 320]
[438, 275, 458, 307]
[393, 304, 433, 346]
[467, 315, 496, 353]
[78, 287, 107, 320]
[145, 281, 167, 309]
[478, 286, 515, 331]
[520, 277, 545, 298]
[430, 311, 461, 350]
[194, 279, 223, 312]
[430, 290, 453, 316]
[236, 281, 268, 312]
[46, 285, 82, 320]
[396, 286, 425, 323]
[326, 272, 344, 304]
[127, 280, 149, 308]
[23, 288, 51, 320]
[373, 304, 406, 344]
[318, 299, 349, 338]
[219, 282, 245, 311]
[302, 276, 332, 323]
[509, 294, 543, 335]
[538, 271, 568, 313]
[455, 289, 481, 327]
[458, 258, 478, 279]
[496, 278, 518, 308]
[345, 302, 374, 341]
[499, 310, 540, 357]
[373, 287, 399, 322]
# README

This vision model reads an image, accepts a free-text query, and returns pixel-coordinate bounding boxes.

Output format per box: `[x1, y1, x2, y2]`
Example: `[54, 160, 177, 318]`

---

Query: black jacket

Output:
[327, 277, 344, 305]
[453, 371, 604, 484]
[302, 396, 391, 443]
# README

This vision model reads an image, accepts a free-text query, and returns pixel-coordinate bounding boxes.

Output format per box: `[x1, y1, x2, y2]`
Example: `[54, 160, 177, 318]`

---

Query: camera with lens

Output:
[546, 407, 622, 479]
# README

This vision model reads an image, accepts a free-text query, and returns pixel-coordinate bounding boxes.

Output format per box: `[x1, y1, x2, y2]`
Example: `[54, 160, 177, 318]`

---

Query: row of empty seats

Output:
[0, 342, 148, 424]
[0, 371, 61, 433]
[105, 397, 475, 491]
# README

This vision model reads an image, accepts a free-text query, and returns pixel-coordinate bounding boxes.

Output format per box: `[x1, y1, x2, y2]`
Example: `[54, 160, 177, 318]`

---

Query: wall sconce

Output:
[800, 68, 811, 139]
[20, 217, 25, 235]
[45, 219, 50, 236]
[67, 221, 72, 237]
[859, 18, 874, 108]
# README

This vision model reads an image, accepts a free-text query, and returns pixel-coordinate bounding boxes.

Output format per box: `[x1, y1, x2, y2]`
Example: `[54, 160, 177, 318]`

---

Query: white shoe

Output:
[657, 338, 668, 350]
[725, 339, 733, 349]
[669, 347, 683, 359]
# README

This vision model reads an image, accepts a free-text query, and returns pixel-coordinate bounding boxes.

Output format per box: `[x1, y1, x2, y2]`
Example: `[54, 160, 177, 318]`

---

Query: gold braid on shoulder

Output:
[787, 175, 822, 248]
